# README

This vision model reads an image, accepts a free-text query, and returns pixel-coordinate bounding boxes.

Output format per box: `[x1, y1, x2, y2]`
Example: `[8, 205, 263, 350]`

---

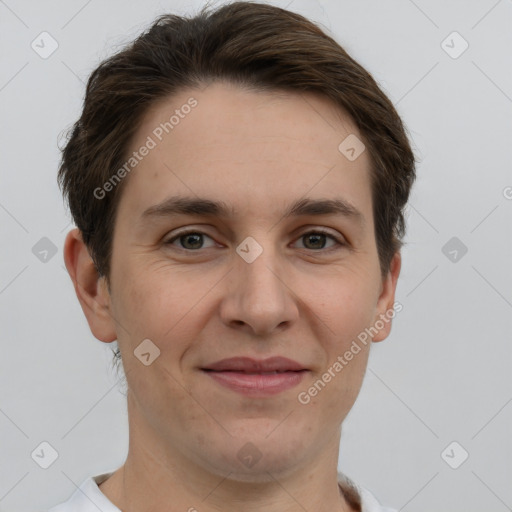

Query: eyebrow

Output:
[139, 195, 365, 227]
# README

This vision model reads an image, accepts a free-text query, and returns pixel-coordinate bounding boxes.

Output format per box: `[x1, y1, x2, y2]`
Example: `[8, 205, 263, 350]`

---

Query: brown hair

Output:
[58, 0, 415, 286]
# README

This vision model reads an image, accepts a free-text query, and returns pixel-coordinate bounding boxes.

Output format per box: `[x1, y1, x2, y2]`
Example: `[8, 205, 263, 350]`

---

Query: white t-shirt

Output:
[47, 470, 396, 512]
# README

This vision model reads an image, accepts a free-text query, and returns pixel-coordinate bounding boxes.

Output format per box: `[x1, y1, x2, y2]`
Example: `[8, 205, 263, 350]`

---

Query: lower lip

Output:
[203, 370, 307, 396]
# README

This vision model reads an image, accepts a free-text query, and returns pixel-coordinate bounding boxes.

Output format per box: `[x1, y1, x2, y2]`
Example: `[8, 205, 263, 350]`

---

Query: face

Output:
[79, 81, 400, 479]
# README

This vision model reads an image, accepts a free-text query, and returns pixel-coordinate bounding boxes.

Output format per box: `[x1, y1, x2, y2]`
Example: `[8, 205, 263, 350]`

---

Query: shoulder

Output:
[338, 472, 397, 512]
[48, 470, 395, 512]
[46, 472, 118, 512]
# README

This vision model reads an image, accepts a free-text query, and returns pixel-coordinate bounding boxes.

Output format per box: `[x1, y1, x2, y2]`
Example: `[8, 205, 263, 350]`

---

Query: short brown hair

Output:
[58, 0, 416, 284]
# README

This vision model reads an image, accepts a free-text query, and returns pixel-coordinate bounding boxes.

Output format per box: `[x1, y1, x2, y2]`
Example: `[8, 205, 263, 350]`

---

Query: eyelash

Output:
[164, 229, 346, 253]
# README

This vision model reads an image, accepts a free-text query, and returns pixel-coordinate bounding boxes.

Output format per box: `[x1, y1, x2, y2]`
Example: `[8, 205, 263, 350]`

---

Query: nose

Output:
[219, 241, 300, 337]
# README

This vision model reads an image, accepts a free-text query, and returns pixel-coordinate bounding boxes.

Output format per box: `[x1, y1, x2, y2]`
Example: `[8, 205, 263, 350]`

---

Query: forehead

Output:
[115, 81, 372, 224]
[139, 81, 360, 154]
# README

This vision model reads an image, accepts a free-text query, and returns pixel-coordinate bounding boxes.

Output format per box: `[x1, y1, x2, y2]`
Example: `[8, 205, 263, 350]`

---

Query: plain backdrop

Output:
[1, 1, 511, 511]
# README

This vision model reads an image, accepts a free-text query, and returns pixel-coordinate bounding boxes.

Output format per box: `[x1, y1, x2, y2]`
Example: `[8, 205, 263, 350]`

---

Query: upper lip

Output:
[202, 357, 307, 372]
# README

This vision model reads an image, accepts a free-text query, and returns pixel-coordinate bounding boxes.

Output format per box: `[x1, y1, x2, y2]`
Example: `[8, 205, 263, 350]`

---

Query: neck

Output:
[101, 462, 355, 512]
[99, 394, 357, 512]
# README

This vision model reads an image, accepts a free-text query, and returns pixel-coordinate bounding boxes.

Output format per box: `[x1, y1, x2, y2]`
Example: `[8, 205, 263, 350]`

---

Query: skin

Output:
[64, 81, 401, 512]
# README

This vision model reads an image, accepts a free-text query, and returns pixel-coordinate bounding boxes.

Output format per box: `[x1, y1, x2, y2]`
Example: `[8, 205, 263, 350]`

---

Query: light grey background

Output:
[1, 0, 511, 511]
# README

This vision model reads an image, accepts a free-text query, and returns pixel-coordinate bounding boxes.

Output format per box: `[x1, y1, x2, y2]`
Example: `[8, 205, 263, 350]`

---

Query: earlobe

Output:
[63, 228, 117, 343]
[372, 251, 401, 343]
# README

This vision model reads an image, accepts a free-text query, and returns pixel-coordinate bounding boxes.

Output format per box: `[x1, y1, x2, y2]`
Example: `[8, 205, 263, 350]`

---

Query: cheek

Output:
[325, 351, 370, 421]
[111, 262, 217, 361]
[311, 272, 379, 343]
[304, 271, 377, 406]
[110, 264, 178, 345]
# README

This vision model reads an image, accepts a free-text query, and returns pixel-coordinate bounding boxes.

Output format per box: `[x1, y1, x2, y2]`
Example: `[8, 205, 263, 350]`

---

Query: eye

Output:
[164, 229, 345, 252]
[292, 230, 344, 251]
[164, 230, 217, 250]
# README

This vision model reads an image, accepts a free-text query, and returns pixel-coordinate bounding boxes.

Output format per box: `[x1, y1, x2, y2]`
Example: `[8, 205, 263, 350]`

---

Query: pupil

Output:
[179, 233, 326, 250]
[183, 233, 202, 249]
[306, 234, 325, 249]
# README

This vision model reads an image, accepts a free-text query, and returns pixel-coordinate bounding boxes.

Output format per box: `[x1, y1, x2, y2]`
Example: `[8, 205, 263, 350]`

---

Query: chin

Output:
[195, 423, 313, 480]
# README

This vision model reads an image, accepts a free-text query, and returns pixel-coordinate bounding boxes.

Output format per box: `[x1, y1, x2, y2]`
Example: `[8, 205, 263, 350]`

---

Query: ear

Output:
[372, 251, 401, 343]
[63, 228, 117, 343]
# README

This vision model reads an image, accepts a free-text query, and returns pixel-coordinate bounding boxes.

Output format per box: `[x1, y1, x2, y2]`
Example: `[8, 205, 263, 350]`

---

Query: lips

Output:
[202, 356, 306, 373]
[201, 357, 308, 396]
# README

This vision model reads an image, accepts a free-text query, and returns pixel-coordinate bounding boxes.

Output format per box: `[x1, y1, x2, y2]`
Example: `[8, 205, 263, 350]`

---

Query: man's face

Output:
[101, 81, 399, 477]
